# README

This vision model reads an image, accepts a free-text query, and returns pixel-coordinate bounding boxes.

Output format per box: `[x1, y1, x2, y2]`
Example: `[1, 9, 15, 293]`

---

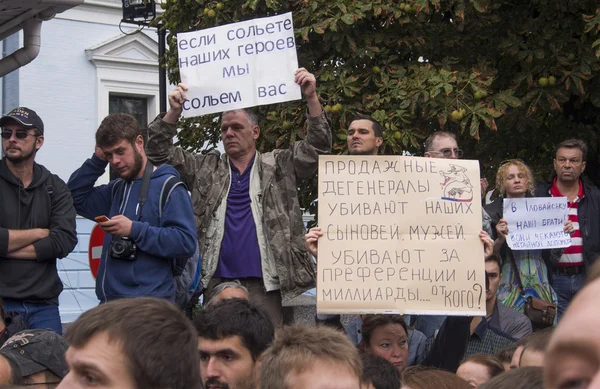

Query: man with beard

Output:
[194, 298, 274, 389]
[68, 113, 196, 302]
[0, 107, 77, 334]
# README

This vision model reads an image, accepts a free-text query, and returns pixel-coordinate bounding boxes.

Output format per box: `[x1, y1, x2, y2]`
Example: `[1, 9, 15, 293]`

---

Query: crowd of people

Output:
[0, 67, 598, 388]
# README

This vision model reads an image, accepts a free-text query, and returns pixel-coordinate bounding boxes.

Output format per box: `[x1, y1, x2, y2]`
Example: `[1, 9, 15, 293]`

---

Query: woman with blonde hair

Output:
[483, 159, 573, 320]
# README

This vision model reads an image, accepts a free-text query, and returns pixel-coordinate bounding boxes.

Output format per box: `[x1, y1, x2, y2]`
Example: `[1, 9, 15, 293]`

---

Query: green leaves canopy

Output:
[158, 0, 600, 209]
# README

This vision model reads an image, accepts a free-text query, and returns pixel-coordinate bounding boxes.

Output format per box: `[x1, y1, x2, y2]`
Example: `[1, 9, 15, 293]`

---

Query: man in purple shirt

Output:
[146, 68, 331, 326]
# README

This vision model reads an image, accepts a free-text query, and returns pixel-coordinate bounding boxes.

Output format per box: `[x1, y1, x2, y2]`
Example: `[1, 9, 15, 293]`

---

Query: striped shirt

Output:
[550, 178, 584, 266]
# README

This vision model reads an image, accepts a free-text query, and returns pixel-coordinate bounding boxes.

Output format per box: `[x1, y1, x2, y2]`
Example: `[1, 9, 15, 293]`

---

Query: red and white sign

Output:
[88, 224, 105, 279]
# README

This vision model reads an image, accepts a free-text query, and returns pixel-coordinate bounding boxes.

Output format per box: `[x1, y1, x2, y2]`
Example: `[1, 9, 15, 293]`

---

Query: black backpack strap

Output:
[159, 176, 186, 221]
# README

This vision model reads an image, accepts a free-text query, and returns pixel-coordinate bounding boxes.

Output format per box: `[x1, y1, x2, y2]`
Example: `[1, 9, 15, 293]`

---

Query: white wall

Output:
[18, 9, 157, 182]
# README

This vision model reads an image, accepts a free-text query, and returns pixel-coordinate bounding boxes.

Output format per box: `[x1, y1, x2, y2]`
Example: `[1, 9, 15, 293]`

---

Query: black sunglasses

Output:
[1, 130, 38, 139]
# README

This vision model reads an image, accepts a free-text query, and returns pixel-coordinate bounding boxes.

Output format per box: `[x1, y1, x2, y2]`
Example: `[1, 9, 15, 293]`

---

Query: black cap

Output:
[0, 329, 68, 379]
[0, 107, 44, 135]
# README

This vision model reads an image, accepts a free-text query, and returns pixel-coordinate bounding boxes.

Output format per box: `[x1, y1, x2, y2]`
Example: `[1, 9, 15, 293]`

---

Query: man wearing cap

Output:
[0, 328, 68, 387]
[0, 107, 77, 334]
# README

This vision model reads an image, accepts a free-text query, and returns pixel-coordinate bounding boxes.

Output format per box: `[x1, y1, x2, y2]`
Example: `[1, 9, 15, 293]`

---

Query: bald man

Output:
[545, 278, 600, 388]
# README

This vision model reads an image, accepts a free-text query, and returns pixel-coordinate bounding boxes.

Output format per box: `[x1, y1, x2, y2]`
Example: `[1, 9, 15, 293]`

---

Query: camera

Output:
[109, 237, 137, 260]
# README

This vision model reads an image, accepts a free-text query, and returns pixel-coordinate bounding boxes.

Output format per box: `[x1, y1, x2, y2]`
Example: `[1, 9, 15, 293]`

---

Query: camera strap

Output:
[136, 161, 154, 221]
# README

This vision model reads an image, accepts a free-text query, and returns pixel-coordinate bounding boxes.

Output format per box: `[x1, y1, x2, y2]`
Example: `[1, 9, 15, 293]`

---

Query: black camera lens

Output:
[112, 241, 125, 255]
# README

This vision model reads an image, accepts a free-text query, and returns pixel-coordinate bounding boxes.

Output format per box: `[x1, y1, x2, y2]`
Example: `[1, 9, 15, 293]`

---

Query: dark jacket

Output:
[68, 155, 197, 302]
[535, 180, 600, 269]
[0, 160, 77, 303]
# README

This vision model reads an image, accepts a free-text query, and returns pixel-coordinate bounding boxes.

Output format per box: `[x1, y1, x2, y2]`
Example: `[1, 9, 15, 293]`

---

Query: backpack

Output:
[111, 175, 203, 309]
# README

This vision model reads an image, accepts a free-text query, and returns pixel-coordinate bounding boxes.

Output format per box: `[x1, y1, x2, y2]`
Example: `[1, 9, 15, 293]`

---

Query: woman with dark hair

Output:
[456, 354, 505, 387]
[360, 315, 409, 371]
[401, 367, 472, 389]
[359, 314, 471, 374]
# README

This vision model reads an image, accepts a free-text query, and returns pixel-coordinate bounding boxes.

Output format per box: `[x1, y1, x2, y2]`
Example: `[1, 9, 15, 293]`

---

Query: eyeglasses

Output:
[429, 148, 463, 158]
[0, 130, 38, 139]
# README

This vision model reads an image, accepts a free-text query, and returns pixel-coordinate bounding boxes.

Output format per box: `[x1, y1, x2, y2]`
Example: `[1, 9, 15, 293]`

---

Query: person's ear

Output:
[35, 135, 44, 150]
[135, 135, 144, 152]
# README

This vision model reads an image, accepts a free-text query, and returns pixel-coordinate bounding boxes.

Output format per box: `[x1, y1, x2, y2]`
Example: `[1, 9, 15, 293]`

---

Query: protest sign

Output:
[503, 197, 571, 250]
[177, 12, 301, 117]
[317, 156, 485, 316]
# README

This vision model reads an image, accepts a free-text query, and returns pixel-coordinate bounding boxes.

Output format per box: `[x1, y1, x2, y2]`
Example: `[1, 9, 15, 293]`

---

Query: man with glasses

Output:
[0, 108, 77, 334]
[416, 131, 488, 337]
[423, 131, 463, 159]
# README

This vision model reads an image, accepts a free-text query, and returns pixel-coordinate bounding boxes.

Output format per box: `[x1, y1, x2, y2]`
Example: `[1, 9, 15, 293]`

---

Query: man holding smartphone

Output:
[68, 113, 197, 303]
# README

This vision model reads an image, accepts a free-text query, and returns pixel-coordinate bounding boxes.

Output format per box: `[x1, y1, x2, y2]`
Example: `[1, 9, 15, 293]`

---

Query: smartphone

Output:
[94, 215, 110, 223]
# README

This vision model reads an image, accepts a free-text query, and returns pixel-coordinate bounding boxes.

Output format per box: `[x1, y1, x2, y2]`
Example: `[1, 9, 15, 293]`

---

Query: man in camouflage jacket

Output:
[146, 68, 331, 325]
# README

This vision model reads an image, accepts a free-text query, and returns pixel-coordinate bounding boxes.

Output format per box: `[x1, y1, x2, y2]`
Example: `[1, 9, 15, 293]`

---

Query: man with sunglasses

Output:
[0, 108, 77, 335]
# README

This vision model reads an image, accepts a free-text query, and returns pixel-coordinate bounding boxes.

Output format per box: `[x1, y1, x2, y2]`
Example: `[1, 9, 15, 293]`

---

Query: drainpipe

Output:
[0, 8, 56, 78]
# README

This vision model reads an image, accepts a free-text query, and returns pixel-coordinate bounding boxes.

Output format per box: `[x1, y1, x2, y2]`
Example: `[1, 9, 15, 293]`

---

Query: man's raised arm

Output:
[145, 83, 202, 189]
[290, 68, 332, 178]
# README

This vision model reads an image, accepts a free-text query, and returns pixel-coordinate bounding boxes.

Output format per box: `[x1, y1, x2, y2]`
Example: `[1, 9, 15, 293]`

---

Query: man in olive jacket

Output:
[146, 68, 331, 325]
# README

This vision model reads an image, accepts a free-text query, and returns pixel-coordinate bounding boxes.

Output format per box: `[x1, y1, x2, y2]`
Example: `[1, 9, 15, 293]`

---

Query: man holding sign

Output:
[146, 68, 330, 326]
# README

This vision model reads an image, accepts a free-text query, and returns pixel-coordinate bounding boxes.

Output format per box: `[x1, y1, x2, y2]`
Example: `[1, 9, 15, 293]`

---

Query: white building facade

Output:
[1, 0, 163, 322]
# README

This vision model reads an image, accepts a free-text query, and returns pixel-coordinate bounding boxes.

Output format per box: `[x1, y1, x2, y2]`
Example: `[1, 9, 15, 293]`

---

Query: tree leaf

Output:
[470, 0, 490, 13]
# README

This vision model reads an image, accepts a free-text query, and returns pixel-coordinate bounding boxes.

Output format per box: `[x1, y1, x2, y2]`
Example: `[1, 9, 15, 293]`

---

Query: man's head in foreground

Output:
[360, 353, 400, 389]
[259, 324, 362, 389]
[0, 329, 67, 388]
[519, 328, 552, 368]
[57, 297, 200, 389]
[194, 299, 274, 389]
[545, 278, 600, 389]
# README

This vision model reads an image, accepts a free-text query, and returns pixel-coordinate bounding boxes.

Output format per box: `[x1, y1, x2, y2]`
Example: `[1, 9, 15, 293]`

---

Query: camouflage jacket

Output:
[146, 111, 332, 300]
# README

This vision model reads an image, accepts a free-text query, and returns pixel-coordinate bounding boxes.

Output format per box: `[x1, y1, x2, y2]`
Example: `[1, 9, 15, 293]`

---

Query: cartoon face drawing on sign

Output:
[440, 164, 473, 202]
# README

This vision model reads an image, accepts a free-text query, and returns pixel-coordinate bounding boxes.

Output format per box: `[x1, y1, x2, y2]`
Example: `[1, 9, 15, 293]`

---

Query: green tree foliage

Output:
[158, 0, 600, 206]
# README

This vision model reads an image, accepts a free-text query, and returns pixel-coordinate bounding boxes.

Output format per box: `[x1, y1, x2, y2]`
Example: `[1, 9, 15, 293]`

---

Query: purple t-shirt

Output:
[214, 156, 263, 279]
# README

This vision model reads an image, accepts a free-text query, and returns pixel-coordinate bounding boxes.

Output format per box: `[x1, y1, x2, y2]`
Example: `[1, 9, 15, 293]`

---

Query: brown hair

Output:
[460, 354, 505, 379]
[402, 366, 472, 389]
[360, 314, 408, 350]
[520, 327, 553, 354]
[259, 325, 362, 389]
[495, 159, 535, 196]
[555, 138, 588, 161]
[95, 113, 141, 148]
[350, 114, 385, 138]
[424, 131, 456, 152]
[495, 345, 517, 364]
[66, 297, 201, 389]
[485, 252, 502, 272]
[479, 366, 543, 389]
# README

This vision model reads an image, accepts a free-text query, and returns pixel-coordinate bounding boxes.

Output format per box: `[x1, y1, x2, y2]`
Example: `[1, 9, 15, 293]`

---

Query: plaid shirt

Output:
[465, 318, 517, 357]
